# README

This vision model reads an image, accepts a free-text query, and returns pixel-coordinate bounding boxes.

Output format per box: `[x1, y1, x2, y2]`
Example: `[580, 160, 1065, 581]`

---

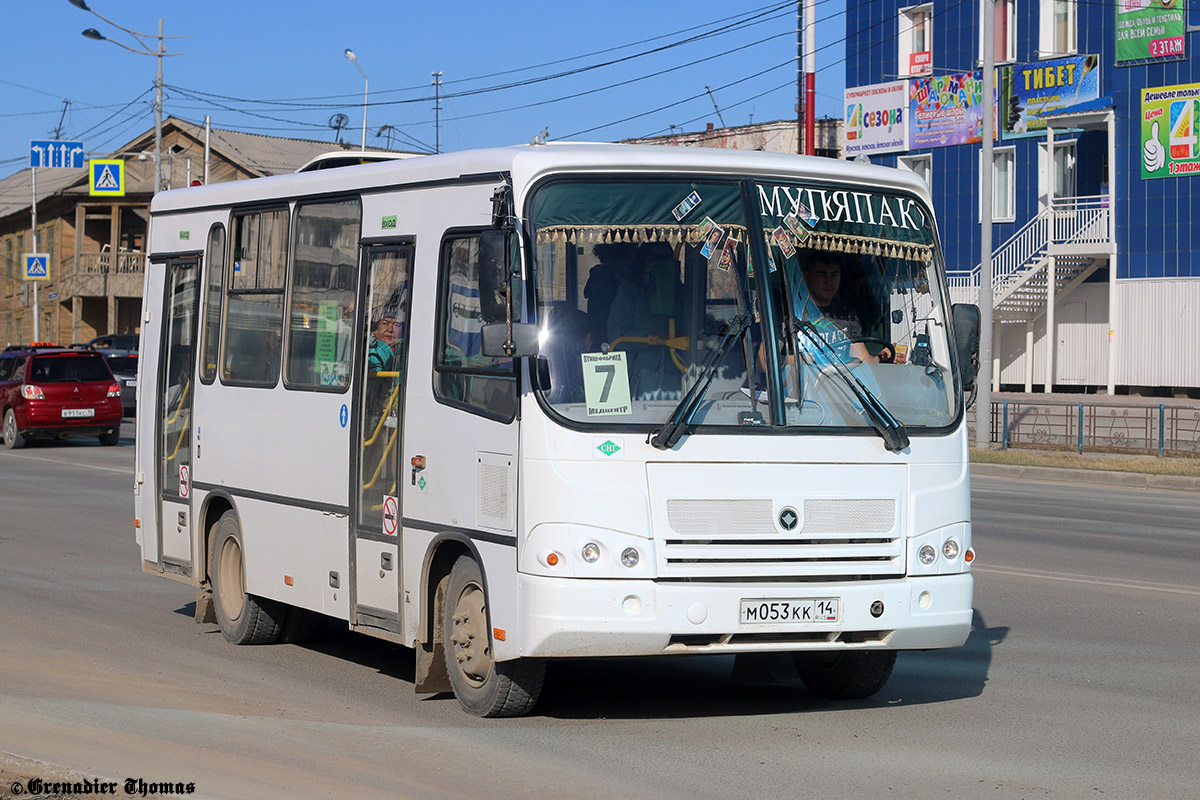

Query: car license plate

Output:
[740, 598, 839, 624]
[126, 379, 137, 388]
[61, 408, 95, 419]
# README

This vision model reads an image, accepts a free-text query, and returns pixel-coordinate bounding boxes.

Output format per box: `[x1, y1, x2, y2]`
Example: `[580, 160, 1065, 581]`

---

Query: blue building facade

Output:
[845, 1, 1200, 393]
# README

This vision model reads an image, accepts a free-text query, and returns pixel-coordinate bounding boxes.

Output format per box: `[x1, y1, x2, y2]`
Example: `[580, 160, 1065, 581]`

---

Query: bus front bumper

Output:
[515, 572, 973, 658]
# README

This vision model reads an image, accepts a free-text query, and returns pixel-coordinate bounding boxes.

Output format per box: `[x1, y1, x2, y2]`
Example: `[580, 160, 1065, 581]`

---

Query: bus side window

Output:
[433, 233, 516, 420]
[221, 208, 287, 386]
[284, 199, 361, 390]
[199, 224, 225, 383]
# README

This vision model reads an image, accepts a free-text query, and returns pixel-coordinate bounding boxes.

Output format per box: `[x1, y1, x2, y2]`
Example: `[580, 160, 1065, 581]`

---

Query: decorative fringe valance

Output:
[536, 223, 751, 247]
[796, 231, 933, 263]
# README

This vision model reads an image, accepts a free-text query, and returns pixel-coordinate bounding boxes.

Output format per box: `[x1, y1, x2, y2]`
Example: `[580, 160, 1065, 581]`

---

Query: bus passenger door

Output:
[351, 243, 414, 634]
[156, 257, 200, 574]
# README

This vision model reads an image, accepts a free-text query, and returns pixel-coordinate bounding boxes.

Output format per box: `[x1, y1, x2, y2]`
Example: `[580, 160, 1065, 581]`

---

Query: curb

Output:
[970, 462, 1200, 492]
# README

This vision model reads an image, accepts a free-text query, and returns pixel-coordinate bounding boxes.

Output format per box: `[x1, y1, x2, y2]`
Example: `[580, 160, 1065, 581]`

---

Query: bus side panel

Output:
[236, 498, 347, 618]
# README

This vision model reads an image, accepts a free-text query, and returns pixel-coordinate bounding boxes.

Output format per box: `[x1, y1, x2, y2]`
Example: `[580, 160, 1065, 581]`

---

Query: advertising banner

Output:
[1141, 83, 1200, 179]
[844, 81, 909, 155]
[1116, 0, 1186, 64]
[909, 71, 995, 149]
[1001, 55, 1100, 139]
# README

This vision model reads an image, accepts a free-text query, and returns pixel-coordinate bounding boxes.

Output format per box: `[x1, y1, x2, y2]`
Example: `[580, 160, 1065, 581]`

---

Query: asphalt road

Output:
[1, 423, 1197, 799]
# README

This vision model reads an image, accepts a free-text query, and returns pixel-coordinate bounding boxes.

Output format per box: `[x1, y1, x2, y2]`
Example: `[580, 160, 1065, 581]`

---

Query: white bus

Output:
[135, 144, 981, 717]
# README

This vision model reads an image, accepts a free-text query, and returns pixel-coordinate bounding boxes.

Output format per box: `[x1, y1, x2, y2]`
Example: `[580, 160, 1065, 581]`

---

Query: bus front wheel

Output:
[209, 510, 286, 645]
[442, 555, 545, 717]
[792, 650, 897, 699]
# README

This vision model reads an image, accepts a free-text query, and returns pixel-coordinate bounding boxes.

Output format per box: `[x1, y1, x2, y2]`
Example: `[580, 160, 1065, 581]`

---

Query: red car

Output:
[0, 347, 124, 449]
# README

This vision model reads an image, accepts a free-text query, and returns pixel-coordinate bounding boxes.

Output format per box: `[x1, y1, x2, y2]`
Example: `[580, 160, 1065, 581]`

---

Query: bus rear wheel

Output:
[442, 555, 544, 717]
[209, 510, 286, 645]
[792, 650, 897, 699]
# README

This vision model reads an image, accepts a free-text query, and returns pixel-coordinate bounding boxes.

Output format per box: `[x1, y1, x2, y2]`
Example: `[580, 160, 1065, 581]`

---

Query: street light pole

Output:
[72, 1, 185, 194]
[344, 49, 368, 151]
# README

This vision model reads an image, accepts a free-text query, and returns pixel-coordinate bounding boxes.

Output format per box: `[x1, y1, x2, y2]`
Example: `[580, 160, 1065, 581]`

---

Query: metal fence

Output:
[967, 400, 1200, 457]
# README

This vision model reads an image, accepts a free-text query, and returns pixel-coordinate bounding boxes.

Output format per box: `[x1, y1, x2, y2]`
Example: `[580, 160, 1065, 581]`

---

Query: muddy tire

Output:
[209, 510, 285, 645]
[442, 555, 544, 717]
[3, 409, 25, 450]
[793, 650, 897, 699]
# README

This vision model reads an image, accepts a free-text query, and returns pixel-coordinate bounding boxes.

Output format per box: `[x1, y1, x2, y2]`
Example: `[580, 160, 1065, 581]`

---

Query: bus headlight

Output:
[942, 539, 960, 560]
[620, 547, 640, 568]
[581, 542, 601, 563]
[918, 545, 937, 565]
[523, 524, 655, 579]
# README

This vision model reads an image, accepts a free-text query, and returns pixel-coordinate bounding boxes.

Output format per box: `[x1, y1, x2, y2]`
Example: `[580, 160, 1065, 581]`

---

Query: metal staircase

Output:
[948, 196, 1111, 325]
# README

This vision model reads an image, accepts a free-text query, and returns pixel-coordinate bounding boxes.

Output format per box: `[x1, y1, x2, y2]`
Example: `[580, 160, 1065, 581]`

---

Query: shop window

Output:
[1039, 0, 1077, 56]
[899, 4, 933, 77]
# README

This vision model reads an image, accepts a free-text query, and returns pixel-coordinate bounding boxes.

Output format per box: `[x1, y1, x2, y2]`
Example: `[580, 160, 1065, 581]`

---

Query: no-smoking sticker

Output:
[179, 464, 190, 499]
[382, 495, 398, 536]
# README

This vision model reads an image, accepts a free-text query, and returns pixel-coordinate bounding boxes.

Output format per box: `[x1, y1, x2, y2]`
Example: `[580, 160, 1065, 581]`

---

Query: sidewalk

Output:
[970, 460, 1200, 492]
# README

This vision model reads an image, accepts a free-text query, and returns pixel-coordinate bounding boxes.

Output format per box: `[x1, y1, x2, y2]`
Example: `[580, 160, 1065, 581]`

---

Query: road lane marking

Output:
[1, 453, 132, 476]
[973, 564, 1200, 597]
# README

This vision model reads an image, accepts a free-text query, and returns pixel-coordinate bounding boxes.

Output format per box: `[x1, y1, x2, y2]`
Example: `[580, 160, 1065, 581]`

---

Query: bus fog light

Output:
[581, 542, 601, 563]
[918, 545, 937, 565]
[918, 591, 932, 609]
[942, 539, 960, 560]
[620, 547, 639, 568]
[622, 595, 642, 614]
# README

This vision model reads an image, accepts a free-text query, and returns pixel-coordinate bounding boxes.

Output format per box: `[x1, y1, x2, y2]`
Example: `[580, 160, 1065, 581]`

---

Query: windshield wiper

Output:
[795, 321, 910, 453]
[651, 312, 752, 450]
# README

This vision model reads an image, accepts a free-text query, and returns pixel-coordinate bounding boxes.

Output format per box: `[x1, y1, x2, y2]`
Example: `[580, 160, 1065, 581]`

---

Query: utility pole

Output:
[432, 71, 443, 154]
[30, 167, 40, 341]
[804, 0, 816, 155]
[705, 86, 726, 128]
[52, 99, 73, 138]
[976, 0, 996, 449]
[796, 2, 802, 154]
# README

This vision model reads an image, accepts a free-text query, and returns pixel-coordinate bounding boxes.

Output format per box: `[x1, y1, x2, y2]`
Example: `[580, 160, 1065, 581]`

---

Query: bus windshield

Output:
[529, 177, 957, 436]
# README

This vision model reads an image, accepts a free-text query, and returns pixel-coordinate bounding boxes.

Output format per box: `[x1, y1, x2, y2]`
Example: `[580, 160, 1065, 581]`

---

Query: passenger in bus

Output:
[606, 242, 681, 399]
[368, 315, 398, 374]
[584, 242, 635, 332]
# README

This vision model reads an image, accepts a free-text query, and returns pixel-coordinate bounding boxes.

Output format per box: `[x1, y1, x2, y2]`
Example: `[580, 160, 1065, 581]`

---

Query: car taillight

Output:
[21, 384, 45, 400]
[108, 383, 122, 397]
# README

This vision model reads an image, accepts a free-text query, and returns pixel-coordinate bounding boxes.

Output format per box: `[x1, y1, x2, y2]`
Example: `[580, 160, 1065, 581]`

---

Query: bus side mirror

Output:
[478, 229, 509, 325]
[952, 303, 980, 392]
[481, 322, 539, 358]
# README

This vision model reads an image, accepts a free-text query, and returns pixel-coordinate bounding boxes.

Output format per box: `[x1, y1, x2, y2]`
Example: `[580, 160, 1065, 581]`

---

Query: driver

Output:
[799, 255, 904, 364]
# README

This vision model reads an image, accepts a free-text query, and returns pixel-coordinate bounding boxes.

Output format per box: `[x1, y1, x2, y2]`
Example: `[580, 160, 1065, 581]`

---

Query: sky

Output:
[0, 1, 847, 180]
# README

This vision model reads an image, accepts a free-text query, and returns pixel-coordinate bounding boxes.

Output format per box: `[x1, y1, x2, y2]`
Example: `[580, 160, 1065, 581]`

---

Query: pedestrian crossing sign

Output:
[89, 159, 125, 196]
[24, 253, 50, 281]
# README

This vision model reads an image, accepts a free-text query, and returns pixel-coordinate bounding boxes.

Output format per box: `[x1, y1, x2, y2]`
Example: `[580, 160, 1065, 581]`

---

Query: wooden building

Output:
[1, 118, 406, 347]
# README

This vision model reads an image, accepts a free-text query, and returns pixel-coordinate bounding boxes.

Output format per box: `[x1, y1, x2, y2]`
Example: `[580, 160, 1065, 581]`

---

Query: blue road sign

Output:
[30, 140, 85, 169]
[24, 253, 50, 281]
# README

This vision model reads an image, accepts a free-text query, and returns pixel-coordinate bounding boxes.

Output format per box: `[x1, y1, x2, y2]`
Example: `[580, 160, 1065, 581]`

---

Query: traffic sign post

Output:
[24, 254, 50, 281]
[89, 159, 125, 196]
[29, 140, 85, 169]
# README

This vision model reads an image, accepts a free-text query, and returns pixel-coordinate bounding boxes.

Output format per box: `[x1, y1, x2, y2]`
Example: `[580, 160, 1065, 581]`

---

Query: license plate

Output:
[61, 408, 95, 418]
[740, 598, 839, 624]
[126, 379, 137, 388]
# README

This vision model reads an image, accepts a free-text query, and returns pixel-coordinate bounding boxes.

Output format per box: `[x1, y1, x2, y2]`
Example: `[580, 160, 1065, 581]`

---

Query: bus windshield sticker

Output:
[671, 189, 702, 221]
[698, 217, 725, 258]
[782, 213, 811, 243]
[771, 226, 796, 258]
[581, 351, 632, 416]
[717, 236, 739, 271]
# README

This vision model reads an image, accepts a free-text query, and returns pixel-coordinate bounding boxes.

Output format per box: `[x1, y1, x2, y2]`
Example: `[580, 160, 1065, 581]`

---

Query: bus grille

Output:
[661, 498, 902, 580]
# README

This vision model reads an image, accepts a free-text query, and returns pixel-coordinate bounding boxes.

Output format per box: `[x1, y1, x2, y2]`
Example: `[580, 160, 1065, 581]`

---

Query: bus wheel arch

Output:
[440, 553, 545, 717]
[414, 538, 472, 695]
[207, 508, 286, 645]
